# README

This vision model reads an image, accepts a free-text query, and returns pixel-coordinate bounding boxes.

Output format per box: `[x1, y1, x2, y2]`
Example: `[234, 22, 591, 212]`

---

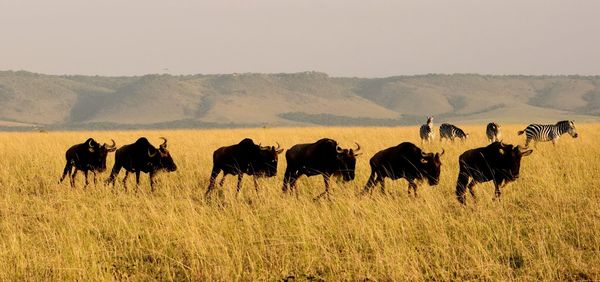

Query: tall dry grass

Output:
[0, 124, 598, 280]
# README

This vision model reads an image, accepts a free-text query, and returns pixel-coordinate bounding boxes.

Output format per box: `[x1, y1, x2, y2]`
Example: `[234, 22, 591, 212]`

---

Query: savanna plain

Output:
[0, 124, 598, 281]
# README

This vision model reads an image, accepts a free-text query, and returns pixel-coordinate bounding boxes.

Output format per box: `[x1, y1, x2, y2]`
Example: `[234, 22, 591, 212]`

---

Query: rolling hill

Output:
[0, 71, 599, 130]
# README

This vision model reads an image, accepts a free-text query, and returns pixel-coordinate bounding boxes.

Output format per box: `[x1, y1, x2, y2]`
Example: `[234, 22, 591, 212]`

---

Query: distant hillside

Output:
[0, 71, 599, 130]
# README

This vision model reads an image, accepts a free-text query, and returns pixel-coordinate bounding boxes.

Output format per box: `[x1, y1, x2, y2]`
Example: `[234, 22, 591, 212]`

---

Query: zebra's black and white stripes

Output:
[517, 120, 578, 147]
[439, 123, 468, 141]
[419, 116, 434, 143]
[486, 122, 501, 143]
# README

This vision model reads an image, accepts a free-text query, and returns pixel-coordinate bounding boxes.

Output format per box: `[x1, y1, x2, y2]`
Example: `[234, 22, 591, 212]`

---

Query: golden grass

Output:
[0, 124, 598, 280]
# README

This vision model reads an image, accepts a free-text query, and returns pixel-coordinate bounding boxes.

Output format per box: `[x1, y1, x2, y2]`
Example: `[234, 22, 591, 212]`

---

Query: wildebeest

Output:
[59, 138, 117, 188]
[282, 138, 361, 199]
[486, 122, 502, 143]
[518, 120, 578, 147]
[455, 142, 533, 204]
[106, 137, 177, 191]
[440, 123, 469, 141]
[205, 138, 284, 197]
[362, 142, 444, 196]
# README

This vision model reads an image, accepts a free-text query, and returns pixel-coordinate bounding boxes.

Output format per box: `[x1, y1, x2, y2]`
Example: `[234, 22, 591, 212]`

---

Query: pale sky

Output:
[1, 0, 599, 77]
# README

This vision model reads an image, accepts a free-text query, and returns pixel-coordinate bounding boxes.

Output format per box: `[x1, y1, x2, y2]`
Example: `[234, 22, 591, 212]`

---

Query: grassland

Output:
[0, 124, 598, 280]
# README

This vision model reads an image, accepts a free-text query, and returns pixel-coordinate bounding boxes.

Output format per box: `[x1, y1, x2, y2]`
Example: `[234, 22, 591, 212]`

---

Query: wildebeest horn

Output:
[159, 137, 167, 149]
[336, 146, 344, 153]
[354, 142, 361, 152]
[148, 148, 157, 158]
[104, 139, 116, 149]
[275, 142, 281, 150]
[439, 149, 445, 156]
[87, 139, 96, 153]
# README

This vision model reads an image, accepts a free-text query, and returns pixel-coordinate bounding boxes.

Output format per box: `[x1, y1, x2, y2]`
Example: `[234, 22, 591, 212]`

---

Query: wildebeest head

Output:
[147, 137, 177, 172]
[420, 149, 444, 186]
[94, 139, 117, 172]
[335, 143, 361, 181]
[495, 142, 533, 181]
[254, 142, 285, 177]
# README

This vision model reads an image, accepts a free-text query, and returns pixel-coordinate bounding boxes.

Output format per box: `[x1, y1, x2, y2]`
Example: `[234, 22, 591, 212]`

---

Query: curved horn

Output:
[275, 142, 281, 151]
[336, 146, 344, 153]
[159, 137, 167, 149]
[104, 139, 116, 149]
[439, 148, 445, 156]
[148, 148, 157, 158]
[354, 142, 361, 152]
[87, 139, 94, 147]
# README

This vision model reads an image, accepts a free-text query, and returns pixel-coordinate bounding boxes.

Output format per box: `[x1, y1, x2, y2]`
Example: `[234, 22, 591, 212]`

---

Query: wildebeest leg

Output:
[59, 161, 72, 184]
[149, 171, 156, 192]
[362, 170, 377, 195]
[282, 167, 294, 193]
[83, 170, 89, 188]
[253, 175, 259, 193]
[493, 181, 502, 201]
[122, 171, 130, 192]
[135, 171, 141, 186]
[219, 173, 227, 187]
[408, 181, 418, 197]
[378, 176, 386, 194]
[455, 170, 470, 205]
[467, 180, 477, 199]
[236, 174, 243, 194]
[107, 162, 122, 186]
[92, 171, 97, 186]
[70, 168, 78, 188]
[314, 175, 331, 200]
[204, 167, 225, 197]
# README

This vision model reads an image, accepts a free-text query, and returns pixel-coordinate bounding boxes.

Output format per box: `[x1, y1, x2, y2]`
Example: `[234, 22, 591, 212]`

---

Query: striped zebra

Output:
[486, 122, 502, 143]
[518, 120, 578, 147]
[439, 123, 469, 141]
[419, 116, 434, 144]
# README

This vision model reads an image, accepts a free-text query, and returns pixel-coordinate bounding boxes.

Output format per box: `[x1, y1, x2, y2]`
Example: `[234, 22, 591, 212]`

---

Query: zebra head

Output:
[567, 120, 578, 138]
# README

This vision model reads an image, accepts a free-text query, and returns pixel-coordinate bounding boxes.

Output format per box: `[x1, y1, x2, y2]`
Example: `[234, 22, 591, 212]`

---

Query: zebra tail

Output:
[517, 130, 525, 135]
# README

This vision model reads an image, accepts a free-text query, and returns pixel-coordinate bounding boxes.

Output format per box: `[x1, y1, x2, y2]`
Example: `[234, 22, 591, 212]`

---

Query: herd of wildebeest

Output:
[58, 118, 579, 205]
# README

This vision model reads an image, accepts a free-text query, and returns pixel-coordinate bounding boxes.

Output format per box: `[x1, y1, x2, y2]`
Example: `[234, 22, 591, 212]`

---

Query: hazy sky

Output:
[1, 0, 599, 77]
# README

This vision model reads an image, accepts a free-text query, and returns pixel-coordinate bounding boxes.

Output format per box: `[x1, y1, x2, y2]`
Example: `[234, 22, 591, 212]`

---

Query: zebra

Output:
[517, 120, 578, 147]
[486, 122, 502, 143]
[439, 123, 469, 142]
[419, 116, 434, 144]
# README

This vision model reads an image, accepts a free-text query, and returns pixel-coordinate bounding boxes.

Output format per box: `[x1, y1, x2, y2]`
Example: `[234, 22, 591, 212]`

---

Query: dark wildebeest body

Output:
[107, 137, 177, 191]
[59, 138, 116, 188]
[282, 138, 360, 199]
[362, 142, 443, 196]
[205, 138, 283, 196]
[456, 142, 533, 204]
